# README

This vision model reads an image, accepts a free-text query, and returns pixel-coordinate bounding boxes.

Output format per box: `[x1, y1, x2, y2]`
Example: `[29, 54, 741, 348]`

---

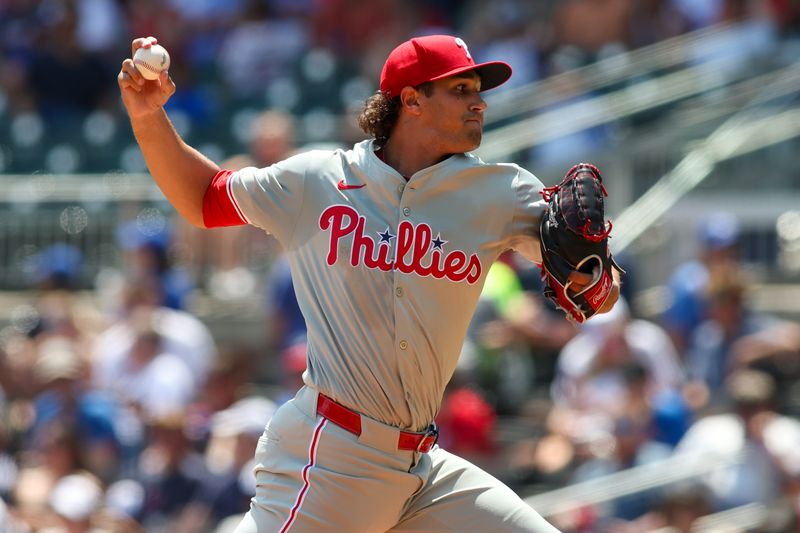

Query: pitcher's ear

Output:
[399, 86, 423, 115]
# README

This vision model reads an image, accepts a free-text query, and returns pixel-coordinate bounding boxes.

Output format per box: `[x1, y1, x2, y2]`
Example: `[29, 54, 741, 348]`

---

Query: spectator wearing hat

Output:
[135, 411, 208, 530]
[30, 337, 120, 481]
[552, 298, 684, 416]
[115, 218, 195, 311]
[675, 369, 800, 511]
[12, 423, 86, 529]
[568, 408, 674, 526]
[94, 309, 198, 421]
[93, 278, 216, 391]
[183, 346, 259, 446]
[29, 243, 84, 291]
[176, 396, 277, 531]
[685, 267, 786, 403]
[662, 212, 743, 354]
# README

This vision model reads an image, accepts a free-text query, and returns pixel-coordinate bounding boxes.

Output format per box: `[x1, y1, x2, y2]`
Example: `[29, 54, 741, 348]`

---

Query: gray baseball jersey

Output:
[203, 139, 545, 432]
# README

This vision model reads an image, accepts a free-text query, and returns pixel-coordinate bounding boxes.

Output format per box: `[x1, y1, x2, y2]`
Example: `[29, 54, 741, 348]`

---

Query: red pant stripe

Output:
[280, 418, 327, 532]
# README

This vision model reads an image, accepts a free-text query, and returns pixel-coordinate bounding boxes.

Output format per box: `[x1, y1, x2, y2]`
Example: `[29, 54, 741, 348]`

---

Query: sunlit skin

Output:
[381, 72, 485, 179]
[417, 72, 486, 154]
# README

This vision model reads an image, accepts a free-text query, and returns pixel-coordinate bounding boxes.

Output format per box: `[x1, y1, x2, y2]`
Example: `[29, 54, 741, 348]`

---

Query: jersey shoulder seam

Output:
[285, 154, 310, 249]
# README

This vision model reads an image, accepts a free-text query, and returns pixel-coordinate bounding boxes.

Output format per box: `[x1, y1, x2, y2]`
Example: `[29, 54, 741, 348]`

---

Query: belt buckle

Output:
[416, 423, 439, 453]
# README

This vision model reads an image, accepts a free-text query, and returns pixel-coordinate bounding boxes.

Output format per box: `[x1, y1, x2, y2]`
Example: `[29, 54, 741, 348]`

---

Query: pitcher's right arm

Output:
[118, 37, 218, 228]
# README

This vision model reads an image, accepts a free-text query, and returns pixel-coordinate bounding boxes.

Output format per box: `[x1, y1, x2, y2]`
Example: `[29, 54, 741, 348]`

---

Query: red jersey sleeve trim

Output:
[202, 169, 249, 228]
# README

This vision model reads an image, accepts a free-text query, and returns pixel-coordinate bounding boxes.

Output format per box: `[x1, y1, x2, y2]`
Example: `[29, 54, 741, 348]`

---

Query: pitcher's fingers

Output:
[131, 36, 158, 57]
[159, 70, 176, 96]
[118, 68, 142, 92]
[120, 59, 145, 86]
[118, 73, 142, 92]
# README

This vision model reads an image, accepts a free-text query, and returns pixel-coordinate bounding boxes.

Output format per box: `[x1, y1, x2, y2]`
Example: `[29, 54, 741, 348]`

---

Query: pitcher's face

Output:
[418, 72, 486, 153]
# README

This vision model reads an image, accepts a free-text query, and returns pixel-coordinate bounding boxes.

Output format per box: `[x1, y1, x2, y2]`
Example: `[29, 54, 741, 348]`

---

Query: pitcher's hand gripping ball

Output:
[538, 163, 624, 323]
[133, 44, 170, 81]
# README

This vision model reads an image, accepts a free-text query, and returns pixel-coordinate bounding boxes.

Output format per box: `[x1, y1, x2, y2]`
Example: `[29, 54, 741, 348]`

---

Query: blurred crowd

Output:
[5, 198, 800, 533]
[2, 0, 800, 532]
[1, 0, 799, 173]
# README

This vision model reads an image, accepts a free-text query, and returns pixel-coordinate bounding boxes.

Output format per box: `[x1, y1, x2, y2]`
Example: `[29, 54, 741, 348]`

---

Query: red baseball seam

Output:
[133, 59, 163, 74]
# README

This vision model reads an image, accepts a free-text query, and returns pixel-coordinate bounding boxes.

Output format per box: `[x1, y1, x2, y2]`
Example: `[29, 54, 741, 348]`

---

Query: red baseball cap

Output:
[380, 35, 512, 98]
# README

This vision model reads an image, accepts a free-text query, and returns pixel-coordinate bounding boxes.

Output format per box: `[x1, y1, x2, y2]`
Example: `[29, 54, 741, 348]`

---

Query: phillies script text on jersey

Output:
[319, 205, 483, 284]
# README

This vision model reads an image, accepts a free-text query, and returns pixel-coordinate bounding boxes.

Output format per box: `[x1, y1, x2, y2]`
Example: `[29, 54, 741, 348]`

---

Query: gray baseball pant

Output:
[232, 386, 560, 532]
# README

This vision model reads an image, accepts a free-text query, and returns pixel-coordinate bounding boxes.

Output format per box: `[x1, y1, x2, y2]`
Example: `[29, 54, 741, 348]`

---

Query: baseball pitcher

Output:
[118, 34, 621, 533]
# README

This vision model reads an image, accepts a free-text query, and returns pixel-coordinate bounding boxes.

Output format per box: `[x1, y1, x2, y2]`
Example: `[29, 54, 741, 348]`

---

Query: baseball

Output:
[133, 44, 170, 81]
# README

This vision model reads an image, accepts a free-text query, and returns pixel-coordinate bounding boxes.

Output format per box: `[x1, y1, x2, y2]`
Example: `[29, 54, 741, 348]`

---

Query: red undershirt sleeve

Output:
[202, 169, 249, 228]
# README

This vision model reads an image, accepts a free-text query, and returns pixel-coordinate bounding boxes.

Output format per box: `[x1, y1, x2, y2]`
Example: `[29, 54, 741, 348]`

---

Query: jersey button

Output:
[399, 340, 408, 350]
[398, 184, 405, 194]
[395, 287, 404, 297]
[402, 207, 410, 217]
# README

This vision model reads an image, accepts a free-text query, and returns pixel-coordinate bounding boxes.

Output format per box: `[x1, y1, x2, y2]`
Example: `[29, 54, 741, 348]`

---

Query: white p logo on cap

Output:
[454, 37, 472, 60]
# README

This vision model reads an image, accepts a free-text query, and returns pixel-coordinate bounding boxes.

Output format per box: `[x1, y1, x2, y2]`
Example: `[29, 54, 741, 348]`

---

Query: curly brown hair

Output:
[357, 91, 399, 147]
[357, 83, 433, 146]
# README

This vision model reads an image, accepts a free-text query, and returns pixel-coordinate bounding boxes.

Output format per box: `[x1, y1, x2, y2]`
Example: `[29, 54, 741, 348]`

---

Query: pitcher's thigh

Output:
[241, 406, 422, 532]
[390, 448, 560, 533]
[230, 501, 320, 533]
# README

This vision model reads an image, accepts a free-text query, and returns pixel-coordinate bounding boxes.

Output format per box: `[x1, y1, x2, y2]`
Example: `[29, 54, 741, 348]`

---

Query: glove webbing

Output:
[541, 163, 613, 243]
